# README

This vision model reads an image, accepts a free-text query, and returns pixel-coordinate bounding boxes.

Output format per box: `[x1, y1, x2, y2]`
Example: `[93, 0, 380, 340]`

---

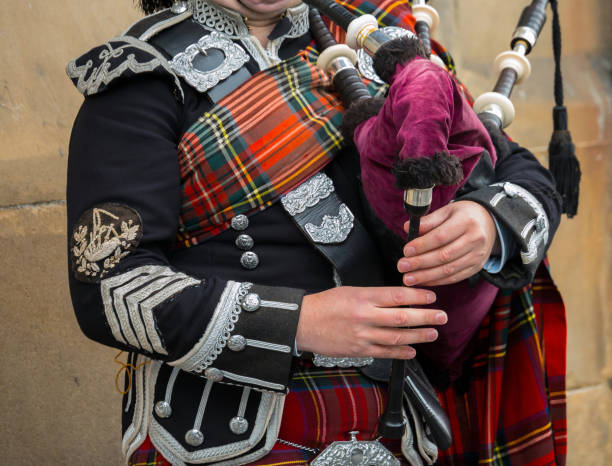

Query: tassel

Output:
[548, 0, 581, 217]
[548, 106, 580, 217]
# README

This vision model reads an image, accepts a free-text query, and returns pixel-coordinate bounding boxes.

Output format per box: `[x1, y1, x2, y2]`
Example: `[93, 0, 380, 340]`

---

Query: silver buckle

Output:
[311, 431, 400, 466]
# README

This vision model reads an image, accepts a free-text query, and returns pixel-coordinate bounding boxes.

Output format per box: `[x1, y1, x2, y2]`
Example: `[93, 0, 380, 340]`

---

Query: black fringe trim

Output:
[373, 36, 428, 84]
[393, 152, 463, 189]
[138, 0, 173, 14]
[340, 97, 385, 145]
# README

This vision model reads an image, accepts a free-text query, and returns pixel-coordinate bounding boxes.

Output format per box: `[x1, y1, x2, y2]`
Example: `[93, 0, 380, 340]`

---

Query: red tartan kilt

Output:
[129, 363, 408, 465]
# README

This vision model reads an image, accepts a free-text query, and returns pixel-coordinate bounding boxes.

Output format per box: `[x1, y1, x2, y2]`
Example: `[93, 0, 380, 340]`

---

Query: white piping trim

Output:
[193, 379, 214, 431]
[101, 265, 201, 356]
[169, 281, 251, 372]
[220, 370, 285, 392]
[164, 367, 180, 404]
[237, 387, 251, 418]
[246, 339, 292, 354]
[260, 300, 299, 311]
[149, 391, 280, 463]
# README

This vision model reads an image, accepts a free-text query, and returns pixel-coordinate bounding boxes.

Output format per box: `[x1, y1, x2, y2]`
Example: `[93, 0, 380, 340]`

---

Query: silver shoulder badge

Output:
[169, 31, 249, 93]
[71, 203, 143, 283]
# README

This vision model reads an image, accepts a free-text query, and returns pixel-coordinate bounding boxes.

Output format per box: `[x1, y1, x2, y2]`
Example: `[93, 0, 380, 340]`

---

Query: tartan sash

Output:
[176, 54, 345, 247]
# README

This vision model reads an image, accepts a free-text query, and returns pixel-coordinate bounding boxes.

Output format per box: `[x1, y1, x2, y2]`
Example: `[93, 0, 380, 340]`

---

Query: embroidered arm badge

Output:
[70, 203, 143, 283]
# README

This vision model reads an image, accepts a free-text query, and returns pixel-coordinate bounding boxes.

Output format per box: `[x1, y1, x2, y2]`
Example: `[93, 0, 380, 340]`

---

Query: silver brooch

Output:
[305, 204, 354, 244]
[281, 172, 335, 216]
[311, 431, 400, 466]
[169, 31, 249, 93]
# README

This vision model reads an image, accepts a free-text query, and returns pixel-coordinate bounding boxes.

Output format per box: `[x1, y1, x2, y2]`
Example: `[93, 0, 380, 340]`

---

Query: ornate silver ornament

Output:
[155, 400, 172, 418]
[490, 182, 549, 264]
[241, 293, 261, 312]
[170, 0, 189, 14]
[235, 234, 254, 250]
[240, 251, 259, 270]
[305, 204, 355, 244]
[231, 214, 249, 231]
[169, 31, 249, 93]
[281, 172, 335, 216]
[227, 335, 247, 352]
[357, 26, 416, 85]
[185, 428, 205, 447]
[71, 203, 142, 283]
[229, 416, 249, 435]
[313, 354, 374, 368]
[66, 37, 183, 99]
[204, 367, 223, 382]
[312, 431, 400, 466]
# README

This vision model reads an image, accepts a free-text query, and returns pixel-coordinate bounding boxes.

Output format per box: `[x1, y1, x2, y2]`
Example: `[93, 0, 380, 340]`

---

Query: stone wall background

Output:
[1, 0, 610, 464]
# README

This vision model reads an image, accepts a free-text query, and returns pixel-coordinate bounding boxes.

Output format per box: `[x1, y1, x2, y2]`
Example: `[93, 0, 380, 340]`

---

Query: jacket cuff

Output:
[458, 182, 550, 289]
[169, 281, 303, 393]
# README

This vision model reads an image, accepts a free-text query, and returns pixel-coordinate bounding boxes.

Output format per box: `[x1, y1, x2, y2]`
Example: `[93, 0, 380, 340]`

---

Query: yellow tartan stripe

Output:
[301, 371, 323, 445]
[478, 422, 553, 464]
[280, 61, 343, 148]
[205, 112, 263, 205]
[257, 461, 308, 466]
[292, 371, 361, 381]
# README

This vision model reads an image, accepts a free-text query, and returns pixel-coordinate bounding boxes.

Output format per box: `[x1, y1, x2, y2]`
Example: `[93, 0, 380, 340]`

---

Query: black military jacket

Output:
[66, 2, 561, 464]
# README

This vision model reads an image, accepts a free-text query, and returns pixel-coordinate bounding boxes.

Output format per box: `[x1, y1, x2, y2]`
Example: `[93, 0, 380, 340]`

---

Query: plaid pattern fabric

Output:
[130, 264, 566, 465]
[252, 362, 408, 465]
[437, 263, 567, 466]
[129, 436, 170, 466]
[176, 54, 344, 247]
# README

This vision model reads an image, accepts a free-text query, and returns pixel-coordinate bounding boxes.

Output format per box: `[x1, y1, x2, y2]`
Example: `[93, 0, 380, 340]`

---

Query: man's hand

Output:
[296, 286, 447, 359]
[397, 201, 498, 286]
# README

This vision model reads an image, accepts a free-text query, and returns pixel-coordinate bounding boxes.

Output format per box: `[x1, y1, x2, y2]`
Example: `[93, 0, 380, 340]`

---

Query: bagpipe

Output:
[305, 0, 580, 451]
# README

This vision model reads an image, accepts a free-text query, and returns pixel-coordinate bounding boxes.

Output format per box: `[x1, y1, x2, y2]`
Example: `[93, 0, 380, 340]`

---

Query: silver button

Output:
[185, 428, 204, 447]
[228, 335, 247, 352]
[235, 234, 254, 250]
[535, 214, 546, 232]
[241, 293, 261, 312]
[154, 400, 172, 418]
[240, 251, 259, 269]
[503, 183, 517, 198]
[231, 214, 249, 231]
[204, 367, 223, 382]
[171, 1, 188, 14]
[229, 416, 249, 435]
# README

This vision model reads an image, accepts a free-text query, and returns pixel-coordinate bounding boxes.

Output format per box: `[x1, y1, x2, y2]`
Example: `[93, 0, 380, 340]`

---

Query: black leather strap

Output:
[282, 178, 385, 287]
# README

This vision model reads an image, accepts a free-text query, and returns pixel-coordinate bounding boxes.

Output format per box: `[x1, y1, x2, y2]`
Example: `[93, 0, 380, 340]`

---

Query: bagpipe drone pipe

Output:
[306, 0, 580, 447]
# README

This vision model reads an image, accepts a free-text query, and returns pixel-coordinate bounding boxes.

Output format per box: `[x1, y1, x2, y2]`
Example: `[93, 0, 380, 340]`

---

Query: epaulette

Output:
[66, 7, 192, 101]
